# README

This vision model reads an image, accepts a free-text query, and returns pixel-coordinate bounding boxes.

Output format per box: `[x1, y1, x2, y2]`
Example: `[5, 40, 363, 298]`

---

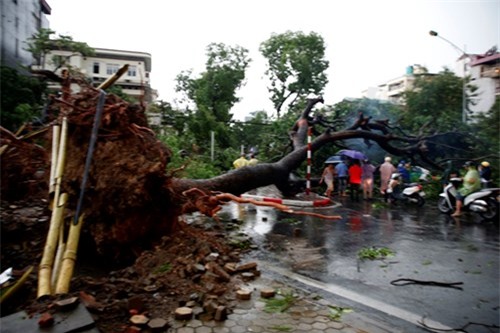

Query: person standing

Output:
[452, 161, 481, 217]
[348, 160, 362, 201]
[335, 160, 349, 197]
[379, 156, 396, 200]
[362, 159, 376, 200]
[247, 154, 259, 166]
[320, 164, 336, 197]
[233, 153, 248, 169]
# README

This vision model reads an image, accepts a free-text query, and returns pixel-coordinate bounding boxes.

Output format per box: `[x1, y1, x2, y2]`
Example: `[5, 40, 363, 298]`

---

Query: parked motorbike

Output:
[438, 178, 500, 220]
[386, 173, 426, 206]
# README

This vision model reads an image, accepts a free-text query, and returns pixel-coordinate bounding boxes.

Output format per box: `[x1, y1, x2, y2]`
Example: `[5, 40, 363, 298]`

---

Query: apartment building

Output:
[468, 50, 500, 117]
[1, 0, 51, 72]
[363, 49, 499, 120]
[40, 47, 156, 103]
[362, 65, 432, 104]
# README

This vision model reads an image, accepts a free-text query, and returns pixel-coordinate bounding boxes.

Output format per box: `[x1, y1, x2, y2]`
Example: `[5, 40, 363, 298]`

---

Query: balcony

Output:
[480, 67, 500, 78]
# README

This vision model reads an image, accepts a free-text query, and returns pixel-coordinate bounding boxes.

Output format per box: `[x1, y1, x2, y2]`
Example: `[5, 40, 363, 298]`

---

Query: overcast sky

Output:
[46, 0, 499, 120]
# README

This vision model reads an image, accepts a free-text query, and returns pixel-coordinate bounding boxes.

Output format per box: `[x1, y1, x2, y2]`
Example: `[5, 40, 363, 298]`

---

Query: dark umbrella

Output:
[325, 155, 343, 164]
[337, 149, 367, 160]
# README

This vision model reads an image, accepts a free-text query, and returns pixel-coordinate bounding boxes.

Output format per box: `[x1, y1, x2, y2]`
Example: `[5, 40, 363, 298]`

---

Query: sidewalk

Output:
[169, 272, 417, 333]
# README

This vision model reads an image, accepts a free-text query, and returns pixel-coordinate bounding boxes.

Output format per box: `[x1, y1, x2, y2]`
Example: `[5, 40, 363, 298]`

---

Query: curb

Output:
[241, 193, 332, 207]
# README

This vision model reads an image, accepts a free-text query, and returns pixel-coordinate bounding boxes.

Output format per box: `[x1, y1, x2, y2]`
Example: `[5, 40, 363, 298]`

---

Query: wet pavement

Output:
[170, 272, 418, 333]
[205, 187, 499, 333]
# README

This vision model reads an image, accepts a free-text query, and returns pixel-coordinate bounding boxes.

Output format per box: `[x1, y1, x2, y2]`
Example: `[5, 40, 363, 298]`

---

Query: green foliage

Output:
[470, 97, 500, 185]
[150, 100, 188, 135]
[260, 31, 329, 117]
[175, 43, 251, 149]
[0, 66, 46, 131]
[328, 305, 353, 322]
[154, 262, 172, 273]
[357, 246, 395, 261]
[158, 131, 223, 179]
[179, 159, 223, 179]
[25, 28, 94, 69]
[262, 290, 297, 313]
[106, 85, 135, 103]
[401, 69, 467, 133]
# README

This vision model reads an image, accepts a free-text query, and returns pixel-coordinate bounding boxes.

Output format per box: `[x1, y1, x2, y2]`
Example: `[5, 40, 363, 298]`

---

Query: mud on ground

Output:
[0, 197, 257, 332]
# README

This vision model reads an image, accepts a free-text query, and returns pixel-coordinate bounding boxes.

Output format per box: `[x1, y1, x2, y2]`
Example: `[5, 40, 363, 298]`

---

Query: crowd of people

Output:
[320, 157, 379, 202]
[233, 153, 259, 169]
[233, 151, 494, 216]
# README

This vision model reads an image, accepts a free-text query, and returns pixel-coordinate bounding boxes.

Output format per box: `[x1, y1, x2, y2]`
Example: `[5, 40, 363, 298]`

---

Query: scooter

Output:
[438, 178, 500, 220]
[386, 173, 426, 206]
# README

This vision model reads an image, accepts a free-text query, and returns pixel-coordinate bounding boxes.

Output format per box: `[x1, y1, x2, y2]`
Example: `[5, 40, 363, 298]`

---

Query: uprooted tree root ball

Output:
[0, 199, 255, 332]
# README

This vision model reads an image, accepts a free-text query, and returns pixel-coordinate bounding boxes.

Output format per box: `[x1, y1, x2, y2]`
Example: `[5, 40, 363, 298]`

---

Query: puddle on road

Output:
[216, 187, 500, 330]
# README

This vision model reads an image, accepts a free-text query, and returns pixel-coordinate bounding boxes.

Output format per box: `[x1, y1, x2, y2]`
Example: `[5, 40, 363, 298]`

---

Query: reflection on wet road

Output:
[218, 192, 500, 332]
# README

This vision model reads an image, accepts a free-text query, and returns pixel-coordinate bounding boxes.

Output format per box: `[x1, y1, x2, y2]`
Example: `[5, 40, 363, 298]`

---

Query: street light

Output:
[429, 30, 468, 123]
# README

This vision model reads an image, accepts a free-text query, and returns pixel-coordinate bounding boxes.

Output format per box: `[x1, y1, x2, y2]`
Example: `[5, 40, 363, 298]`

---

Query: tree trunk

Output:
[1, 84, 444, 260]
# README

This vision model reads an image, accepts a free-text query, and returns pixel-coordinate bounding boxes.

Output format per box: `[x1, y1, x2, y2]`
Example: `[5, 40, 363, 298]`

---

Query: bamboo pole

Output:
[55, 214, 84, 294]
[37, 117, 69, 298]
[51, 223, 65, 289]
[0, 266, 34, 304]
[49, 124, 61, 195]
[97, 64, 129, 90]
[37, 193, 68, 297]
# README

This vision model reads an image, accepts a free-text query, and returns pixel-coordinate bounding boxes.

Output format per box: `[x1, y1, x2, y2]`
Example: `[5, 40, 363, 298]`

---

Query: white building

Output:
[362, 65, 432, 104]
[39, 47, 155, 103]
[468, 50, 500, 118]
[363, 50, 499, 120]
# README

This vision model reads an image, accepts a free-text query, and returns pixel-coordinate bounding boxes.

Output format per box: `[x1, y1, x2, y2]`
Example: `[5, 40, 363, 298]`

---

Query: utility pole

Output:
[429, 30, 468, 123]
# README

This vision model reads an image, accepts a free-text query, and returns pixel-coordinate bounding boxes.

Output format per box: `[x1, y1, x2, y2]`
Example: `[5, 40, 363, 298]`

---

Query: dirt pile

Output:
[0, 80, 256, 332]
[1, 198, 257, 332]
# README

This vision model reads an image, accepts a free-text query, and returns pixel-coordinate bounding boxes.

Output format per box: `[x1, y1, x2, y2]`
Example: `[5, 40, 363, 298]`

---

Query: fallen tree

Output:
[1, 78, 456, 260]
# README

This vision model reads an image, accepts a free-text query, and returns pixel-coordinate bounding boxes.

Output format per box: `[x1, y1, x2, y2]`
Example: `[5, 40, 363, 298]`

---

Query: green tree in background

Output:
[470, 97, 500, 183]
[0, 66, 46, 131]
[25, 28, 94, 70]
[260, 31, 329, 118]
[401, 69, 469, 133]
[175, 43, 251, 150]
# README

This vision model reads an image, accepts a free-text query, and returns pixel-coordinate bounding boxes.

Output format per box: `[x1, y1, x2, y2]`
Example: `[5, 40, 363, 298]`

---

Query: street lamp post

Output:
[429, 30, 468, 123]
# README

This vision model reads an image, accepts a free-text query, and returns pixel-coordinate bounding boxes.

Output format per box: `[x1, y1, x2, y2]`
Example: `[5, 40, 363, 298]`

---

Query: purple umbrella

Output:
[337, 149, 367, 160]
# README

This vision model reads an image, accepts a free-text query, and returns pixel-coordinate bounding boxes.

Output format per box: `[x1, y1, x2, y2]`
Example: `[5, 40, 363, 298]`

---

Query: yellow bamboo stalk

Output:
[14, 123, 26, 136]
[97, 64, 129, 90]
[37, 117, 69, 298]
[49, 124, 61, 195]
[0, 266, 34, 304]
[51, 223, 66, 289]
[37, 193, 68, 297]
[55, 214, 84, 294]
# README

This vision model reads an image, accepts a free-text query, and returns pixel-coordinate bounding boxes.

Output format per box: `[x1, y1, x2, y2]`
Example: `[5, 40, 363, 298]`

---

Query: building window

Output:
[128, 65, 137, 77]
[106, 64, 120, 75]
[93, 62, 100, 74]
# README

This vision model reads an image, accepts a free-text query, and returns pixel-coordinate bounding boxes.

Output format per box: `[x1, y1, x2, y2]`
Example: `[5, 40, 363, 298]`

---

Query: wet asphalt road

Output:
[219, 192, 500, 332]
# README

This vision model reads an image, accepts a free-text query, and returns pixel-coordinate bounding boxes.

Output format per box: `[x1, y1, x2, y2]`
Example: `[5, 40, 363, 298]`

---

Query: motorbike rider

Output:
[479, 161, 492, 188]
[451, 161, 481, 217]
